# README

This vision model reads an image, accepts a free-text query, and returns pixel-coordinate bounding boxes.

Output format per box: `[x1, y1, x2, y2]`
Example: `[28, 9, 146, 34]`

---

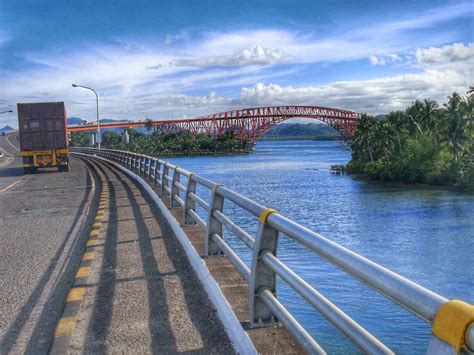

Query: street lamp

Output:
[72, 84, 101, 148]
[171, 110, 176, 120]
[0, 110, 13, 114]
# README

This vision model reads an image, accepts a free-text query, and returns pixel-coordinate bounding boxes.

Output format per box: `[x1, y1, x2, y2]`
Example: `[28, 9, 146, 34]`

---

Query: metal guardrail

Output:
[71, 147, 474, 355]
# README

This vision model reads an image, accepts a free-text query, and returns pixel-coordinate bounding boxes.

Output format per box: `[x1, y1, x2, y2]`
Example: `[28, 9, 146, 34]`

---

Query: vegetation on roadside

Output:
[70, 129, 251, 156]
[347, 89, 473, 191]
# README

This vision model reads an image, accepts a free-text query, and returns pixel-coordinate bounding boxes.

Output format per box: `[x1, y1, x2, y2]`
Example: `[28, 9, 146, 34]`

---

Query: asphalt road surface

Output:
[0, 132, 23, 191]
[0, 137, 233, 353]
[0, 133, 94, 353]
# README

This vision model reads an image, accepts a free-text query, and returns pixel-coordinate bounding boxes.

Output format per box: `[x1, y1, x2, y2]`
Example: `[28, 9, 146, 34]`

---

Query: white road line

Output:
[6, 134, 20, 151]
[0, 180, 21, 192]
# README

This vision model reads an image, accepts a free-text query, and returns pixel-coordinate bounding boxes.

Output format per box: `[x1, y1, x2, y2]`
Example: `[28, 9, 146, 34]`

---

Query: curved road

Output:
[0, 132, 23, 191]
[0, 132, 94, 353]
[0, 134, 233, 353]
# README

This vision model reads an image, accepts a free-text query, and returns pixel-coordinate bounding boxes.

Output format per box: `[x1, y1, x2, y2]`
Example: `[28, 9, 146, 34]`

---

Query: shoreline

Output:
[349, 173, 473, 193]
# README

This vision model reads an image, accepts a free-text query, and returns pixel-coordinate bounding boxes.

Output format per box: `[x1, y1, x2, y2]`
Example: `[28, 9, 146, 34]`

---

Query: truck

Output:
[17, 102, 69, 174]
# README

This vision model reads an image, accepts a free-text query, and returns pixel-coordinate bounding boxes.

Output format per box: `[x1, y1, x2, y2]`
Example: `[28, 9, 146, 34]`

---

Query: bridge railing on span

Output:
[71, 147, 474, 355]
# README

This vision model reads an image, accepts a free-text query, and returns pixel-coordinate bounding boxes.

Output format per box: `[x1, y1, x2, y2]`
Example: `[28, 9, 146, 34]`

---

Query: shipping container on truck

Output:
[17, 102, 69, 173]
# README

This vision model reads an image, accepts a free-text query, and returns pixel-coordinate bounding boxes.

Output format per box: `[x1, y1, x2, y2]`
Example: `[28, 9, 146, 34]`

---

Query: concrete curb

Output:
[74, 153, 257, 355]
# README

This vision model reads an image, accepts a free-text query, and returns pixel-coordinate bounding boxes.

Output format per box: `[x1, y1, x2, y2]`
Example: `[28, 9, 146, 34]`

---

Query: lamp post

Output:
[72, 84, 101, 148]
[0, 110, 13, 114]
[171, 110, 175, 120]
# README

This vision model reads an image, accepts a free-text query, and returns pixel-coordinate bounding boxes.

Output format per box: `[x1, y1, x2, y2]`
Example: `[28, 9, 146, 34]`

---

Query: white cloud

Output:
[368, 43, 474, 70]
[238, 69, 471, 114]
[124, 42, 145, 53]
[1, 1, 472, 127]
[415, 42, 474, 65]
[136, 67, 471, 117]
[164, 32, 186, 46]
[171, 44, 287, 67]
[388, 54, 403, 62]
[166, 91, 234, 108]
[369, 55, 386, 65]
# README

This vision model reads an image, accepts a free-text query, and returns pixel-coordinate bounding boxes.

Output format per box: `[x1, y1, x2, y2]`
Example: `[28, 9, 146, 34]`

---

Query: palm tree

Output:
[386, 111, 406, 151]
[355, 114, 377, 162]
[461, 89, 474, 138]
[406, 100, 424, 139]
[441, 92, 469, 162]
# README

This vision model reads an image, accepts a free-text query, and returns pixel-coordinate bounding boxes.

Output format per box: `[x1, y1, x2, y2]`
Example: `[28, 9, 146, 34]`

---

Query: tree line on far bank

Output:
[70, 129, 251, 156]
[348, 89, 473, 191]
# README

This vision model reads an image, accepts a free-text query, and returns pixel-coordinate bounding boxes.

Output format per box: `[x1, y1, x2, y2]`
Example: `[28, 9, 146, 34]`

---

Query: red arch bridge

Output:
[68, 106, 361, 143]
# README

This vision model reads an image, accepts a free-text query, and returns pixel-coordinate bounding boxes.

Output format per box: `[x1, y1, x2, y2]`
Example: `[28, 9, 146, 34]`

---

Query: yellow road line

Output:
[89, 229, 101, 237]
[75, 267, 91, 278]
[86, 239, 99, 247]
[54, 316, 77, 337]
[95, 215, 104, 221]
[92, 222, 102, 228]
[0, 180, 21, 193]
[83, 252, 95, 260]
[66, 287, 85, 302]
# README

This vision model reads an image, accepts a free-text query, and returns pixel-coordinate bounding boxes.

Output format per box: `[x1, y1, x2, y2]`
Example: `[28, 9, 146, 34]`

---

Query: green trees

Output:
[95, 129, 250, 156]
[69, 132, 89, 147]
[348, 90, 473, 191]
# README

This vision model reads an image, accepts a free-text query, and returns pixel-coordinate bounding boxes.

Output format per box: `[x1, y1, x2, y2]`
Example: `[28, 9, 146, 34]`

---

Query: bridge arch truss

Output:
[154, 106, 360, 143]
[69, 106, 361, 143]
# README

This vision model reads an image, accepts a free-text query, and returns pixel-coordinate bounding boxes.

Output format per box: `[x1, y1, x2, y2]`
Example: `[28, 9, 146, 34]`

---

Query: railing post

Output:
[154, 160, 162, 188]
[161, 163, 170, 196]
[249, 208, 280, 327]
[184, 173, 196, 225]
[134, 155, 139, 170]
[171, 167, 181, 207]
[205, 184, 224, 256]
[147, 157, 152, 179]
[151, 159, 157, 185]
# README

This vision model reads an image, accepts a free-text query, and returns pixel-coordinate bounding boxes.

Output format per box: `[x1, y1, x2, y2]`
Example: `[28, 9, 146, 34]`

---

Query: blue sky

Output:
[0, 0, 473, 127]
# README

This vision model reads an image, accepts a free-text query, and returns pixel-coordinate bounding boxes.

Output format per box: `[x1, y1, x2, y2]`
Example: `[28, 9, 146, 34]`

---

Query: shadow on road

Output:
[80, 160, 231, 353]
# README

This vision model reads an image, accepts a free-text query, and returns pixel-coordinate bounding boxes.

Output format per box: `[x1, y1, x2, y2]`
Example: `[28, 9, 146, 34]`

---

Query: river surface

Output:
[167, 140, 474, 354]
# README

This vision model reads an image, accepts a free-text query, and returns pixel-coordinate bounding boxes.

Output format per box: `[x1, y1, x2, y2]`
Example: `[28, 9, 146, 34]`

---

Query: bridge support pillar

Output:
[88, 132, 95, 146]
[121, 130, 129, 143]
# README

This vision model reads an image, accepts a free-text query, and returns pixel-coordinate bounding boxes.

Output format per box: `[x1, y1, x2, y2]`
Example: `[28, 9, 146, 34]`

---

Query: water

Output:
[167, 140, 474, 354]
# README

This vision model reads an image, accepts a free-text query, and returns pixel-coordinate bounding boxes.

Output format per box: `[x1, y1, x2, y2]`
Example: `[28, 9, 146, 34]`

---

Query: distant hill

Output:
[67, 117, 86, 125]
[262, 123, 340, 140]
[0, 125, 14, 132]
[67, 117, 126, 125]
